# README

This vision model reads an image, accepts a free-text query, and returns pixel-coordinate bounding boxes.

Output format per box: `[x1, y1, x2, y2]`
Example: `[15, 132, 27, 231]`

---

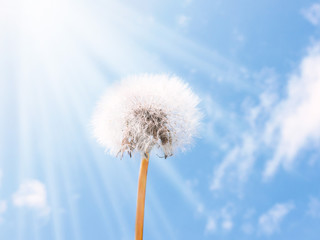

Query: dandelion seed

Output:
[91, 74, 201, 240]
[92, 74, 201, 158]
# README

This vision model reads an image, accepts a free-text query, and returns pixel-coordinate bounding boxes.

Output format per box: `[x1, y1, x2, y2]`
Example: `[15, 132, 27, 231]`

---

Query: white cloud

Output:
[263, 43, 320, 178]
[307, 197, 320, 218]
[222, 219, 233, 231]
[196, 203, 204, 214]
[258, 202, 294, 235]
[241, 208, 255, 234]
[205, 217, 217, 234]
[0, 200, 7, 214]
[0, 200, 7, 224]
[241, 223, 254, 235]
[220, 204, 235, 231]
[211, 135, 255, 191]
[302, 3, 320, 25]
[211, 147, 238, 190]
[204, 204, 235, 235]
[208, 69, 279, 191]
[12, 180, 50, 217]
[177, 15, 190, 27]
[210, 41, 320, 187]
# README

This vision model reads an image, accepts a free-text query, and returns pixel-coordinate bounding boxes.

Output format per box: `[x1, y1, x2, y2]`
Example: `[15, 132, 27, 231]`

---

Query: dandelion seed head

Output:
[92, 74, 201, 158]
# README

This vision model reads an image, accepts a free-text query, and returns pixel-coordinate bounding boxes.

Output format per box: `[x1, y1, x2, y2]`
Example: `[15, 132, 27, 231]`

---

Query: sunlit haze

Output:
[1, 0, 320, 239]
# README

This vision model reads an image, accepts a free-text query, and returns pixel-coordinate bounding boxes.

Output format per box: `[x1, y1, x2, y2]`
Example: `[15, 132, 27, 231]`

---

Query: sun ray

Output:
[0, 0, 250, 239]
[33, 55, 118, 240]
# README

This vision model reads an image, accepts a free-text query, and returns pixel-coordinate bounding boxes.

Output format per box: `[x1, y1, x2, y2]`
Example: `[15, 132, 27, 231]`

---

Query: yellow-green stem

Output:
[135, 153, 149, 240]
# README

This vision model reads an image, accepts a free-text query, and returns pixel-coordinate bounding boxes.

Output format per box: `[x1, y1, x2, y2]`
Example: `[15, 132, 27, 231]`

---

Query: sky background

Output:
[1, 0, 320, 239]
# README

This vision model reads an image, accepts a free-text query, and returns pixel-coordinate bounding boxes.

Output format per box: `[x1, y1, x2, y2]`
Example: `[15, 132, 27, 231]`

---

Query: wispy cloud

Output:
[210, 41, 320, 189]
[12, 180, 50, 217]
[0, 200, 7, 224]
[205, 217, 217, 234]
[208, 68, 278, 191]
[176, 14, 190, 27]
[307, 196, 320, 218]
[241, 222, 254, 235]
[222, 219, 233, 231]
[220, 204, 235, 231]
[211, 135, 255, 191]
[258, 202, 294, 235]
[241, 208, 255, 234]
[263, 42, 320, 178]
[302, 3, 320, 25]
[205, 203, 235, 235]
[0, 201, 6, 214]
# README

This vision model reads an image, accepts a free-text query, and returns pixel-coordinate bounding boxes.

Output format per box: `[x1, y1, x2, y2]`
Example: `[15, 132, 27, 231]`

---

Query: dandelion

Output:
[92, 74, 201, 240]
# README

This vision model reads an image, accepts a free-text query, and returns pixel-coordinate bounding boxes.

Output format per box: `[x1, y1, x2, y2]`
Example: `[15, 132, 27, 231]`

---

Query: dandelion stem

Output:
[135, 153, 149, 240]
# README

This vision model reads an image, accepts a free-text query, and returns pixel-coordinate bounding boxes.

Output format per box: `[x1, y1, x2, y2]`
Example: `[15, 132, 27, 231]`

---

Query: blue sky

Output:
[1, 0, 320, 239]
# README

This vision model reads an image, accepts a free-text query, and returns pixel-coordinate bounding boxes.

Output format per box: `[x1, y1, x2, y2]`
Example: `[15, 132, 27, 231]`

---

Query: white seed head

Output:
[91, 74, 201, 158]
